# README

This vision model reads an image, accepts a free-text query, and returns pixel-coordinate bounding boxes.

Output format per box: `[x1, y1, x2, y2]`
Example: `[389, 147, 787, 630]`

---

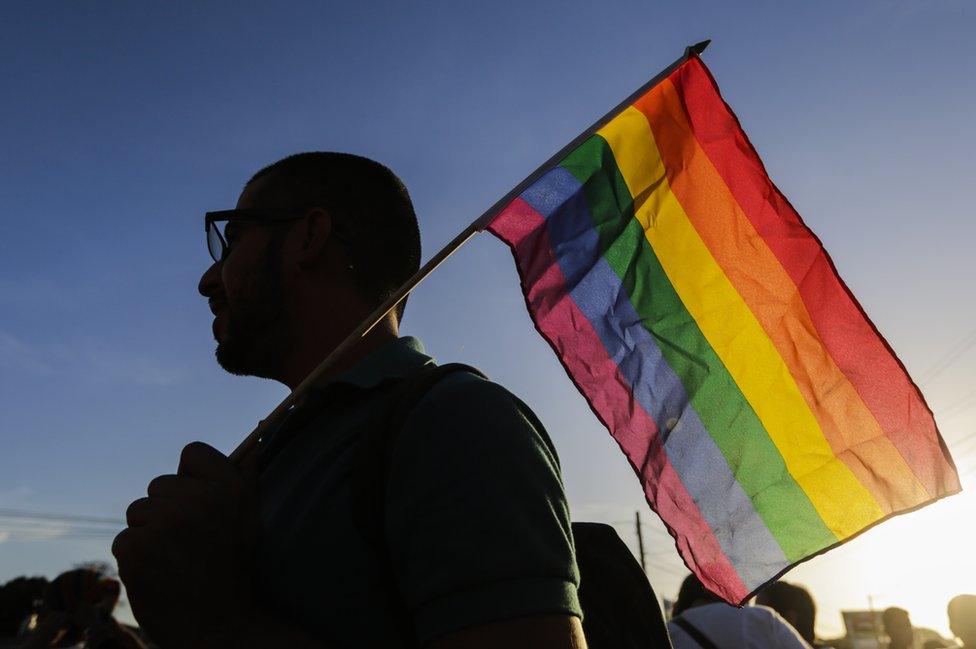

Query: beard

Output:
[213, 245, 291, 380]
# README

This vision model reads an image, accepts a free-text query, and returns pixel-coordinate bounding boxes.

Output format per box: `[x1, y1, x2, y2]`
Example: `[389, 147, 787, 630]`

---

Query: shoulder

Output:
[673, 604, 811, 649]
[399, 367, 560, 465]
[745, 605, 812, 648]
[382, 367, 580, 643]
[412, 368, 532, 420]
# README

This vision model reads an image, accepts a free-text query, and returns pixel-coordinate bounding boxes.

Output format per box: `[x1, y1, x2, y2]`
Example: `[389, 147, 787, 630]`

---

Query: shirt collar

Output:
[325, 336, 434, 391]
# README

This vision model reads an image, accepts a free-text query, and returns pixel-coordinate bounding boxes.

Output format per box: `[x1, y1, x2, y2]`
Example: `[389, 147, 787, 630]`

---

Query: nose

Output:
[198, 261, 222, 298]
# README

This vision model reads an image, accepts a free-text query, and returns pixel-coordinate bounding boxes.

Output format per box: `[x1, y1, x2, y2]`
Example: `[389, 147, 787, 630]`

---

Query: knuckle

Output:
[146, 474, 176, 496]
[111, 528, 133, 560]
[125, 497, 150, 521]
[180, 441, 204, 463]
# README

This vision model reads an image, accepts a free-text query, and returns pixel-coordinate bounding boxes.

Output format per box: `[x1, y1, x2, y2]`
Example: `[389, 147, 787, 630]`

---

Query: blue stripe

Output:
[520, 165, 789, 589]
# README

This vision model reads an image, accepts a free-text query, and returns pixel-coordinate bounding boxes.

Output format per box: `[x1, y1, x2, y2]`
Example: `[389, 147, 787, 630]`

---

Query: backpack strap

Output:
[672, 616, 721, 649]
[348, 363, 487, 646]
[350, 362, 487, 542]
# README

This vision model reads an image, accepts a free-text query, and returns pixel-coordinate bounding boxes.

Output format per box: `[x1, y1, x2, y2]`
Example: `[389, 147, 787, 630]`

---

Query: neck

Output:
[278, 315, 398, 391]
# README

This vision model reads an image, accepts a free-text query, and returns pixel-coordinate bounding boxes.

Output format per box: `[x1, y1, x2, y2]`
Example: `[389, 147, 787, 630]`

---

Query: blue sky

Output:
[2, 0, 975, 638]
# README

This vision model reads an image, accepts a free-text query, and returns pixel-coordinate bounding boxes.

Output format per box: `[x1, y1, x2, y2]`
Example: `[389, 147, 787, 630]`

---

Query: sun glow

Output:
[789, 465, 975, 639]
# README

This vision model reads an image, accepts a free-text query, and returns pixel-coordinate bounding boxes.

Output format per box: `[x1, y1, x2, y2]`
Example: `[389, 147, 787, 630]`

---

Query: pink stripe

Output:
[489, 197, 748, 601]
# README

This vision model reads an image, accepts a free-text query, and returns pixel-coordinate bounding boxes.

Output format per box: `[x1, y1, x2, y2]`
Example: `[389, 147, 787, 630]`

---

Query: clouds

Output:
[0, 526, 70, 543]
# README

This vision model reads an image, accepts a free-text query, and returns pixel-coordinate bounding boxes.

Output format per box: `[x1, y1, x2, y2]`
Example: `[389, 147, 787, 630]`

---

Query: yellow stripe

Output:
[597, 107, 884, 537]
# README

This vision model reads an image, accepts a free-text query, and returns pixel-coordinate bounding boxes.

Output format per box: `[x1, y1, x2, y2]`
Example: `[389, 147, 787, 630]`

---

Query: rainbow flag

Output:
[485, 48, 960, 602]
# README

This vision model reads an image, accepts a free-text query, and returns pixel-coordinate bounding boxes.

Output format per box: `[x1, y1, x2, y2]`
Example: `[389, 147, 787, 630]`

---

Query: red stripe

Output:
[489, 197, 749, 601]
[669, 57, 959, 497]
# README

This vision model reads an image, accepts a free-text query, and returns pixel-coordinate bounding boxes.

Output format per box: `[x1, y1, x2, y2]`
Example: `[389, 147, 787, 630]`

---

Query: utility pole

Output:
[635, 510, 647, 572]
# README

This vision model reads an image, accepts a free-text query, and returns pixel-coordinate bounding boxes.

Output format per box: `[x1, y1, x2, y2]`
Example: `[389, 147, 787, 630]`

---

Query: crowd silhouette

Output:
[1, 564, 972, 648]
[665, 574, 975, 649]
[0, 566, 147, 649]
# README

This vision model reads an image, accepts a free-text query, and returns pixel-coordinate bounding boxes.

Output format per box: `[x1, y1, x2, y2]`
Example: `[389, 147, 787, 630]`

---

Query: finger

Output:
[146, 474, 223, 519]
[147, 473, 211, 500]
[111, 528, 153, 594]
[125, 496, 182, 527]
[177, 441, 240, 484]
[111, 527, 139, 567]
[125, 497, 152, 527]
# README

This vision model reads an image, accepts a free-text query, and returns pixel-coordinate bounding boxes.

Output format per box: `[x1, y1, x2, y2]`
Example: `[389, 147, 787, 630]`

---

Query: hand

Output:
[112, 442, 261, 648]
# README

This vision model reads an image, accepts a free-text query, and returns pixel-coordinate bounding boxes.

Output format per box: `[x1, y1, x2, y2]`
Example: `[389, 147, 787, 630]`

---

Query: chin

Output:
[214, 338, 281, 381]
[216, 341, 257, 378]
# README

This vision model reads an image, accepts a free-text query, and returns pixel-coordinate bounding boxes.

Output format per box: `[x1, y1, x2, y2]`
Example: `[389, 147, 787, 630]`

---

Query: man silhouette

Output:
[112, 152, 586, 648]
[949, 595, 976, 648]
[668, 574, 811, 649]
[881, 606, 922, 649]
[756, 581, 823, 648]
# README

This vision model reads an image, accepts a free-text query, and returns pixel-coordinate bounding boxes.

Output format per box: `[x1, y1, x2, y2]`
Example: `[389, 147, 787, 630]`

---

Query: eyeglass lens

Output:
[207, 221, 226, 263]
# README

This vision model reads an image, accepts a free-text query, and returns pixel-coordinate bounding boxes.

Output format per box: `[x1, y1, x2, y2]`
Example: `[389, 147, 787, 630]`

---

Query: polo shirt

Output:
[254, 337, 581, 647]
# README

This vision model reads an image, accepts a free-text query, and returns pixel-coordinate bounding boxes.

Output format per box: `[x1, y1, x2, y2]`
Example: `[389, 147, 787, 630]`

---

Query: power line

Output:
[919, 326, 976, 385]
[644, 557, 687, 579]
[0, 508, 123, 527]
[0, 529, 119, 540]
[611, 519, 673, 538]
[937, 389, 976, 419]
[949, 429, 976, 450]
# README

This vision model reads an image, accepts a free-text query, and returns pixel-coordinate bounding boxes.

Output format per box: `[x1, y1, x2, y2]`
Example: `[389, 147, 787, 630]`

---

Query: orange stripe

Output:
[633, 80, 929, 512]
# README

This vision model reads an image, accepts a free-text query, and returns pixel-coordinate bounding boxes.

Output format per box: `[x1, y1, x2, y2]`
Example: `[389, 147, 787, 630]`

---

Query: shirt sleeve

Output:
[383, 372, 581, 644]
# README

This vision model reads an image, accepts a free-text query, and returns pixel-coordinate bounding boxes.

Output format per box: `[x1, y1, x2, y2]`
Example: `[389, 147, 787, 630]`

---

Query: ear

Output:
[296, 207, 335, 267]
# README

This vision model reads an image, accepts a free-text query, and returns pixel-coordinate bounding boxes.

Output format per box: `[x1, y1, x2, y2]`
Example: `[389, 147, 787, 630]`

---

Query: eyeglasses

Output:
[204, 208, 308, 264]
[204, 207, 351, 264]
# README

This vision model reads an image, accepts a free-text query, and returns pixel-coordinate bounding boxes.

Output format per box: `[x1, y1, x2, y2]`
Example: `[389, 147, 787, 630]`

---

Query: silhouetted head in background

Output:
[756, 581, 817, 645]
[672, 574, 723, 618]
[198, 152, 421, 388]
[41, 568, 121, 647]
[883, 607, 915, 649]
[0, 576, 48, 636]
[949, 595, 976, 647]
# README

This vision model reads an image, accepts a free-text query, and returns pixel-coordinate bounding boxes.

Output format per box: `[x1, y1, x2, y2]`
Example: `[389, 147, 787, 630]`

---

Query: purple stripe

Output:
[520, 166, 789, 588]
[488, 197, 749, 601]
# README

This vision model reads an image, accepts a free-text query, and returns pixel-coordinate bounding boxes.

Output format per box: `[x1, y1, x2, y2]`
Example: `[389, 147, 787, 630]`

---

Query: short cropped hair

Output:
[672, 574, 722, 618]
[247, 152, 421, 321]
[882, 606, 910, 626]
[757, 581, 816, 644]
[949, 595, 976, 625]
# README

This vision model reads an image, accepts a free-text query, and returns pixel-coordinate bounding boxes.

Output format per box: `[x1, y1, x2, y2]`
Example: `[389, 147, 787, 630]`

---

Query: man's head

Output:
[883, 607, 915, 648]
[672, 574, 722, 618]
[42, 568, 120, 646]
[756, 581, 816, 644]
[949, 595, 976, 646]
[198, 152, 421, 383]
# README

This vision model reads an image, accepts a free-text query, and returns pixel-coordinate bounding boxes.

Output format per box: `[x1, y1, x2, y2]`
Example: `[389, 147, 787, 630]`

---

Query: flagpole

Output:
[227, 222, 481, 463]
[228, 39, 711, 465]
[471, 39, 710, 231]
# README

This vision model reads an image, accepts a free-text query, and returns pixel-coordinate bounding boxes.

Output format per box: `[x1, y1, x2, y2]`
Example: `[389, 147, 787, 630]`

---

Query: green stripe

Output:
[560, 135, 836, 560]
